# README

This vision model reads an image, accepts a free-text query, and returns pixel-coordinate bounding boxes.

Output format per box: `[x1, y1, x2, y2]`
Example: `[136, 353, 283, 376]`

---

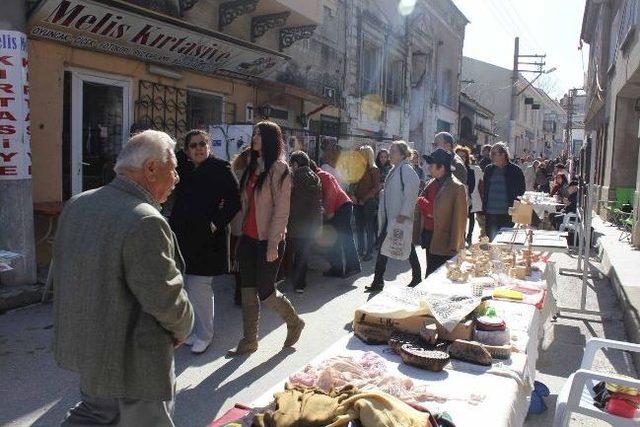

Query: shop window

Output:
[386, 58, 405, 105]
[440, 69, 453, 107]
[226, 102, 237, 124]
[321, 5, 338, 44]
[411, 51, 431, 87]
[135, 80, 187, 142]
[245, 104, 254, 122]
[361, 41, 382, 95]
[437, 119, 451, 133]
[320, 115, 340, 136]
[270, 107, 289, 121]
[187, 91, 223, 130]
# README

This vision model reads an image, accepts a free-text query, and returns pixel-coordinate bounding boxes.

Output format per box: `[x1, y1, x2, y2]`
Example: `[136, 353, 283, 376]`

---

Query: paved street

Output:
[0, 247, 635, 427]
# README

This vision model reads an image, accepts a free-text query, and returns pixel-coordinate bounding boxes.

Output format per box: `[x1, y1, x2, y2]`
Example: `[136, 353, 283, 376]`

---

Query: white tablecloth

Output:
[521, 192, 564, 218]
[252, 262, 558, 426]
[493, 228, 568, 252]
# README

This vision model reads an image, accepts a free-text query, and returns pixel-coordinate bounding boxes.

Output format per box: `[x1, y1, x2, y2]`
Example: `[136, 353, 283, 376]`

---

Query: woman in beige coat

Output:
[228, 121, 305, 356]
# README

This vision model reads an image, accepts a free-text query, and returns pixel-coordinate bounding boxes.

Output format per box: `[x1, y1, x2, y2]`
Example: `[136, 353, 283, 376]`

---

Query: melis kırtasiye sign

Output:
[28, 0, 288, 78]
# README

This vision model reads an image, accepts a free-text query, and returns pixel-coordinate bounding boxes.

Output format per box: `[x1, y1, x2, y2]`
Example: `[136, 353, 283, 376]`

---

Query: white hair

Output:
[491, 141, 511, 160]
[114, 130, 176, 173]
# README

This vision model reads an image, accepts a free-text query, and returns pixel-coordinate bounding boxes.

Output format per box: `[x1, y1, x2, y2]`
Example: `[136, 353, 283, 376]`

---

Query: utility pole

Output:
[565, 89, 575, 165]
[508, 36, 547, 157]
[508, 37, 519, 154]
[0, 1, 36, 286]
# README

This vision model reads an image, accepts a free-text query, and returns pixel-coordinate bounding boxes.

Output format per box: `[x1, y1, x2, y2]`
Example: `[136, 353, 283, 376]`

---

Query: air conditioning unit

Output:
[323, 86, 336, 99]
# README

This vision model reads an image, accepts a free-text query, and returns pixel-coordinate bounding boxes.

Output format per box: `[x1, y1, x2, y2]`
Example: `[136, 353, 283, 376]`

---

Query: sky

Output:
[452, 0, 588, 100]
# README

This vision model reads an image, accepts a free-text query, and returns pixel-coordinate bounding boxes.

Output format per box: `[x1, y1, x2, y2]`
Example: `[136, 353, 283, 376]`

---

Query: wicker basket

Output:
[399, 344, 450, 372]
[448, 339, 492, 366]
[388, 332, 423, 354]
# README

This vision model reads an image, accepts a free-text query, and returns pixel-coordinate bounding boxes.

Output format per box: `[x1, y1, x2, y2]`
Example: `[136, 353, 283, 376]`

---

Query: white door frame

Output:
[70, 70, 132, 195]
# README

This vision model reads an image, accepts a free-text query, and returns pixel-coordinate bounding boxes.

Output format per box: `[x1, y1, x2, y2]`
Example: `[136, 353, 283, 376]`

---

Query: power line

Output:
[484, 0, 518, 40]
[504, 0, 545, 52]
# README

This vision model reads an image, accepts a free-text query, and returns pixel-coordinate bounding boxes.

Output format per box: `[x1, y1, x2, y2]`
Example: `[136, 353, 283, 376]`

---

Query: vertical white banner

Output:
[0, 31, 30, 180]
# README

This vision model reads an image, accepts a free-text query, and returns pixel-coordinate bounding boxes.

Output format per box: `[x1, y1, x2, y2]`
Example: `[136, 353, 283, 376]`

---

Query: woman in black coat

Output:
[169, 129, 241, 354]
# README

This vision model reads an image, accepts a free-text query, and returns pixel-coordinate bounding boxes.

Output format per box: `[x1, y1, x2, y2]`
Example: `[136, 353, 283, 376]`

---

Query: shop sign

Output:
[0, 31, 31, 180]
[28, 0, 287, 78]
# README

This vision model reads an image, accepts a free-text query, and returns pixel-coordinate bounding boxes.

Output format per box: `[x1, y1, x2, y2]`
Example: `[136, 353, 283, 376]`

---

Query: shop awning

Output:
[27, 0, 290, 80]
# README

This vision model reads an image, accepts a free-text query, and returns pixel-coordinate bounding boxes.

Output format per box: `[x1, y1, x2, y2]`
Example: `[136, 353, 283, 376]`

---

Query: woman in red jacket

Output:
[311, 160, 362, 279]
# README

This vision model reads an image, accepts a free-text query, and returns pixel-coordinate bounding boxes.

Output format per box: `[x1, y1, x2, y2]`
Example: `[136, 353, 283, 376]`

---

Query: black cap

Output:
[423, 148, 453, 168]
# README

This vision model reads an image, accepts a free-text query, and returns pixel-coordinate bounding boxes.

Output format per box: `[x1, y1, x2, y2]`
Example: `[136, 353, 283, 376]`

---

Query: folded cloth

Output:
[252, 385, 438, 427]
[327, 391, 436, 427]
[252, 384, 357, 427]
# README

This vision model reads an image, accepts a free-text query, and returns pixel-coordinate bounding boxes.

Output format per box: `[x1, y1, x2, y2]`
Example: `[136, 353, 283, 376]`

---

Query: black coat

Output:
[288, 166, 322, 239]
[169, 153, 241, 276]
[482, 162, 526, 214]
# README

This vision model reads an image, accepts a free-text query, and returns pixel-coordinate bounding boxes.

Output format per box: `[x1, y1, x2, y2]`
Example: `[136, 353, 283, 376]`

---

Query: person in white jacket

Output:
[366, 141, 421, 292]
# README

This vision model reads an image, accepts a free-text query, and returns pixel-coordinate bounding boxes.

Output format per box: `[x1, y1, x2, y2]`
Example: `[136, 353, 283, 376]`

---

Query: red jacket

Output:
[316, 169, 351, 216]
[416, 180, 440, 231]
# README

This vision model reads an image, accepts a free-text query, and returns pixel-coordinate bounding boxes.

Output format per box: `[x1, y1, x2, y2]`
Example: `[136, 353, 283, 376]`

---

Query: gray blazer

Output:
[51, 176, 193, 401]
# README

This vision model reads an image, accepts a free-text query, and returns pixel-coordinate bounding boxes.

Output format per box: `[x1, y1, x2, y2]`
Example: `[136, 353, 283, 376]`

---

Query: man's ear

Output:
[144, 159, 157, 182]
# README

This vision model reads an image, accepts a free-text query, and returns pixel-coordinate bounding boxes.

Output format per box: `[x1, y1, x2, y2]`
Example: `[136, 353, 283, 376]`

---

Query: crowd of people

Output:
[48, 120, 579, 425]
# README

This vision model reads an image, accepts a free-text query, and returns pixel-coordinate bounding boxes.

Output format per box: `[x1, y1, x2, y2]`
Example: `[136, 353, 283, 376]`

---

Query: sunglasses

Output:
[188, 141, 207, 149]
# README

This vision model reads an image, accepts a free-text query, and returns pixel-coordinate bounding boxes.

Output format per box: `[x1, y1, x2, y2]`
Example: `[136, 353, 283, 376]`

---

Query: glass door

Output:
[70, 71, 130, 196]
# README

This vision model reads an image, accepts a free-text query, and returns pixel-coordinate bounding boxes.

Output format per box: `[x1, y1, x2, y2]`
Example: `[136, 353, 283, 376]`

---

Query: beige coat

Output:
[51, 176, 193, 401]
[422, 175, 468, 256]
[232, 158, 292, 252]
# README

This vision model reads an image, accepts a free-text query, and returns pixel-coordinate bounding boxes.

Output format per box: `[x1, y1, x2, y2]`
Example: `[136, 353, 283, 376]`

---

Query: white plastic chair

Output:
[559, 213, 580, 247]
[553, 338, 640, 427]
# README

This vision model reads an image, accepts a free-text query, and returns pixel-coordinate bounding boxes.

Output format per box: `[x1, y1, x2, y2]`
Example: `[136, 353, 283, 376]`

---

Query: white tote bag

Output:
[380, 219, 413, 260]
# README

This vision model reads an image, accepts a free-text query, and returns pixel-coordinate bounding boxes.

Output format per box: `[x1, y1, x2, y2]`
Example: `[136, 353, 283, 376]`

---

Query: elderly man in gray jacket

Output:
[433, 132, 467, 185]
[51, 130, 194, 426]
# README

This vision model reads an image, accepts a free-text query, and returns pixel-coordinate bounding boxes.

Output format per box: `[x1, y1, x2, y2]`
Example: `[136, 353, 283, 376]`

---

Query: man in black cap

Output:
[416, 149, 468, 276]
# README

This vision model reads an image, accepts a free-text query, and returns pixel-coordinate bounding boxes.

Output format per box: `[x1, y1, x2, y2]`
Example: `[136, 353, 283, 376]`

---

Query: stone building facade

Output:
[581, 0, 640, 220]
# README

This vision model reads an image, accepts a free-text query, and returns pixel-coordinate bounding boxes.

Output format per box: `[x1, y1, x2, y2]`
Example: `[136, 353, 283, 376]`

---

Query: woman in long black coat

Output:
[169, 129, 241, 354]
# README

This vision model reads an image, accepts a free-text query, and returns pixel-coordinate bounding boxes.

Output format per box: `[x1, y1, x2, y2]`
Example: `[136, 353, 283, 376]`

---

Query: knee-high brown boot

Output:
[227, 288, 259, 356]
[263, 290, 305, 348]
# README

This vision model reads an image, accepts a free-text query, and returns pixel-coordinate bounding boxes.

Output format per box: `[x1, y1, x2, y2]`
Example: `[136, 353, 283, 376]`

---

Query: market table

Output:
[251, 259, 559, 427]
[493, 228, 569, 254]
[520, 192, 564, 220]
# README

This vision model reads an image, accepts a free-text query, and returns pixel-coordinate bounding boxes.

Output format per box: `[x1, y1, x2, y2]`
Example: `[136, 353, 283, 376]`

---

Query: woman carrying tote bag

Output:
[366, 141, 421, 292]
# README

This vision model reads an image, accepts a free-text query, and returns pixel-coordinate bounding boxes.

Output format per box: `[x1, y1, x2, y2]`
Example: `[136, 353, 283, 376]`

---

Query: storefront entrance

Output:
[63, 70, 131, 198]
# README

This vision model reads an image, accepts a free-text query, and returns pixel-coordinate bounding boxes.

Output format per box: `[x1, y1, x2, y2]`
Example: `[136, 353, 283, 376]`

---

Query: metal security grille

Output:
[135, 80, 188, 143]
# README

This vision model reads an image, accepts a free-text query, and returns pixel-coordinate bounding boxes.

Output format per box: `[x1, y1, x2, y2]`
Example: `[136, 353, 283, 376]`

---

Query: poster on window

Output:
[209, 124, 253, 161]
[0, 31, 30, 180]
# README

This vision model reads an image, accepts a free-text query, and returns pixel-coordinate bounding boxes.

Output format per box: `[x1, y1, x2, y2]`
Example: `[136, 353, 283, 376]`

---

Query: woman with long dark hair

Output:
[375, 149, 392, 183]
[169, 130, 241, 354]
[550, 173, 569, 198]
[228, 121, 305, 356]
